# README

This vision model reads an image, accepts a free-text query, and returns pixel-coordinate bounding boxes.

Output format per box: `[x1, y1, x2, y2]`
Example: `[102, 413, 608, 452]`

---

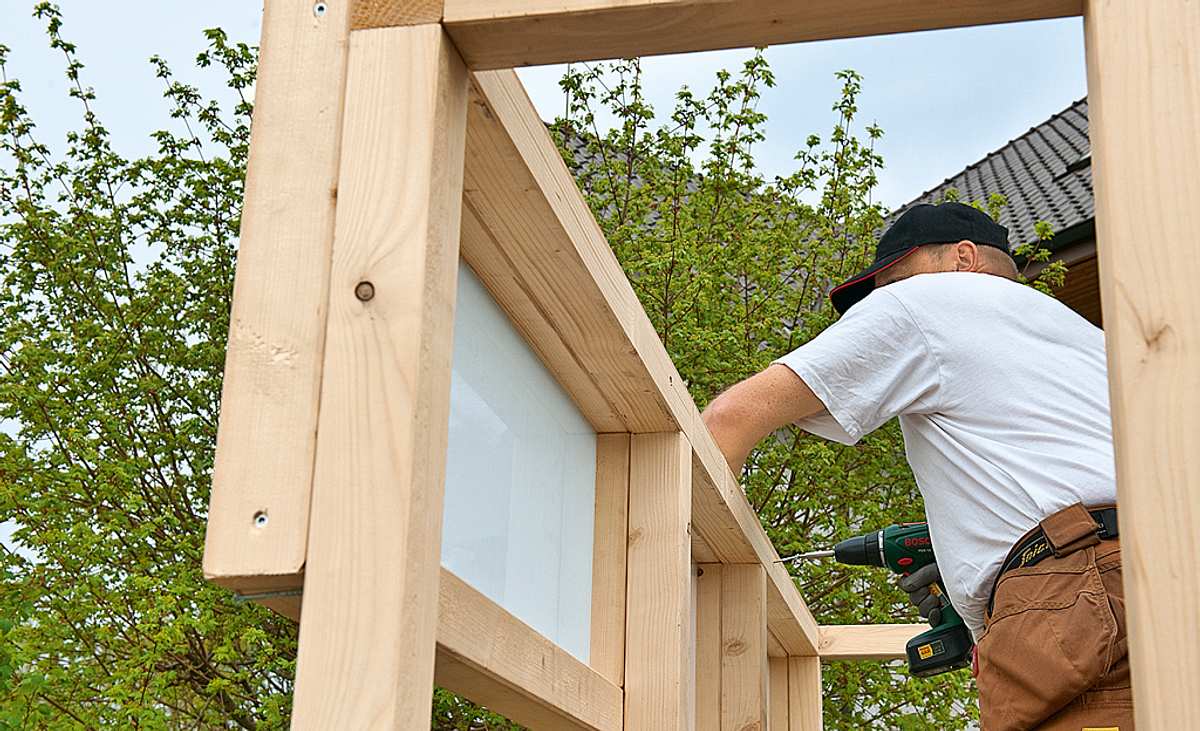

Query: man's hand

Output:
[701, 364, 825, 474]
[898, 563, 944, 627]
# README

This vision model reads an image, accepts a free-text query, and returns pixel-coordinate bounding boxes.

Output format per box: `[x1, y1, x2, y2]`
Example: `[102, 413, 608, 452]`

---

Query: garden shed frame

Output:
[201, 1, 1200, 728]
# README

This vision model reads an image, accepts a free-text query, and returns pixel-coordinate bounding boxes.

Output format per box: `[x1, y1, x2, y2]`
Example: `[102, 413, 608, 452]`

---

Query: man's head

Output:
[873, 240, 1018, 287]
[830, 202, 1015, 314]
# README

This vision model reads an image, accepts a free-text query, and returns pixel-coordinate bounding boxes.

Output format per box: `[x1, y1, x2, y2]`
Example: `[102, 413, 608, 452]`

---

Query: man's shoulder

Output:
[885, 271, 1021, 300]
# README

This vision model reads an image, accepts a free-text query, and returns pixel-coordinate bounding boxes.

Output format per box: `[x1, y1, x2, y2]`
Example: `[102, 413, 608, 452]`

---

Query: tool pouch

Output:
[1040, 502, 1101, 557]
[975, 504, 1118, 731]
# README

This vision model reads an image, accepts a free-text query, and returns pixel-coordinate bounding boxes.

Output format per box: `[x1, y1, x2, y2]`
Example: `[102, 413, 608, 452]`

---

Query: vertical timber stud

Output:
[292, 24, 468, 728]
[787, 658, 821, 731]
[205, 0, 350, 593]
[591, 433, 631, 686]
[1084, 2, 1200, 726]
[627, 433, 694, 730]
[721, 565, 768, 731]
[696, 563, 722, 731]
[768, 658, 788, 731]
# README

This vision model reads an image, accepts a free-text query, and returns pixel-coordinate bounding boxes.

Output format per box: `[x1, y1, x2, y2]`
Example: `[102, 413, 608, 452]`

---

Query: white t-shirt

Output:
[774, 271, 1116, 637]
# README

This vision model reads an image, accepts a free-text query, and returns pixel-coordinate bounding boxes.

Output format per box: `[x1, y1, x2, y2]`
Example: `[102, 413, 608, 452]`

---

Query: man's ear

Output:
[954, 240, 980, 271]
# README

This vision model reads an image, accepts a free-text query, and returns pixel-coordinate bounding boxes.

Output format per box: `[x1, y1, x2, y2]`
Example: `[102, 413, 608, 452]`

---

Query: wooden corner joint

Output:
[351, 0, 444, 30]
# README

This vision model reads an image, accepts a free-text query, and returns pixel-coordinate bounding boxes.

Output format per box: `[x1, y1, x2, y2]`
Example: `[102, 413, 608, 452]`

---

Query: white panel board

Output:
[442, 261, 597, 660]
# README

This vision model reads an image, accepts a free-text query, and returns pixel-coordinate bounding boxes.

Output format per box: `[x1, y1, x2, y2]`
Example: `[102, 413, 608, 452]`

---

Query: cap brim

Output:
[829, 247, 921, 315]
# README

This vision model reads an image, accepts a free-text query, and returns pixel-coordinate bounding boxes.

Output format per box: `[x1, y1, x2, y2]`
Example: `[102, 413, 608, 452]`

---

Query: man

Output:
[702, 203, 1131, 730]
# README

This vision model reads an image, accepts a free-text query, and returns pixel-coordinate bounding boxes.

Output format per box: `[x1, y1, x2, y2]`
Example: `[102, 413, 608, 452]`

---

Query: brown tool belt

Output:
[986, 504, 1119, 617]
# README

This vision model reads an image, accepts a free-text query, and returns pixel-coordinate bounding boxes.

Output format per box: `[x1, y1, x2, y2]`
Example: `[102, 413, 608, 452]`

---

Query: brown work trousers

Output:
[976, 503, 1135, 731]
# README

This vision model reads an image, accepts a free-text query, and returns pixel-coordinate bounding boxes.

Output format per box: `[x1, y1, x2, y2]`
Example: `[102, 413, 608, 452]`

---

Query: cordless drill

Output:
[792, 523, 974, 677]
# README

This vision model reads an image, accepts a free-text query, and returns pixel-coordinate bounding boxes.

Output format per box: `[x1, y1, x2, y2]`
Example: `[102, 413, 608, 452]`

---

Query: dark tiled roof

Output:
[894, 98, 1093, 249]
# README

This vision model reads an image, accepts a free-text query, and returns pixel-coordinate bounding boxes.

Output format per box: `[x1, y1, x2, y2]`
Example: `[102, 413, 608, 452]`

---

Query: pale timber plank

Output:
[1084, 1, 1200, 727]
[625, 433, 693, 729]
[696, 563, 722, 731]
[464, 67, 818, 655]
[352, 0, 443, 29]
[291, 25, 468, 728]
[787, 657, 822, 731]
[690, 447, 819, 656]
[204, 0, 350, 592]
[817, 624, 924, 661]
[590, 433, 631, 686]
[768, 658, 788, 731]
[462, 70, 678, 432]
[720, 565, 768, 731]
[766, 630, 787, 659]
[436, 569, 623, 731]
[444, 0, 1081, 69]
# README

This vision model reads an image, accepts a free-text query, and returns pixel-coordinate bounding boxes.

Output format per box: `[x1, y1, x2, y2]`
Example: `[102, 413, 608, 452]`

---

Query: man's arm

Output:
[700, 364, 825, 474]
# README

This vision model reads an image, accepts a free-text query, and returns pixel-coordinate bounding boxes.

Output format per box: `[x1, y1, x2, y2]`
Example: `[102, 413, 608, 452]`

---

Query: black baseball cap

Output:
[829, 202, 1012, 314]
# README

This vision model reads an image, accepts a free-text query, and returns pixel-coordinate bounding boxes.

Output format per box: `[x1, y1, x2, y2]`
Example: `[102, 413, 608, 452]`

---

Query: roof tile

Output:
[895, 97, 1092, 248]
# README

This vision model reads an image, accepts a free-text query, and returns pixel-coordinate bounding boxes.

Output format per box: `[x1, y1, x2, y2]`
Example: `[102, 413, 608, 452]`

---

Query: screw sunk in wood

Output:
[355, 281, 375, 302]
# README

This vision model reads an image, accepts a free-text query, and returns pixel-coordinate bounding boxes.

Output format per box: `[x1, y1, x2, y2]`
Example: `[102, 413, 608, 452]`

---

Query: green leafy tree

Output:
[0, 5, 294, 728]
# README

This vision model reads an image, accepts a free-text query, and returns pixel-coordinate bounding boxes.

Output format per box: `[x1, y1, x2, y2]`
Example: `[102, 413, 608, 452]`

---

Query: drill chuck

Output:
[833, 531, 885, 567]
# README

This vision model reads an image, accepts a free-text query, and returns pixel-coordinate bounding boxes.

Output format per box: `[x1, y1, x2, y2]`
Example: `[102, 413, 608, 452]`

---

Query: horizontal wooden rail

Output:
[443, 0, 1082, 69]
[233, 568, 623, 729]
[818, 624, 926, 661]
[461, 67, 819, 655]
[436, 569, 624, 731]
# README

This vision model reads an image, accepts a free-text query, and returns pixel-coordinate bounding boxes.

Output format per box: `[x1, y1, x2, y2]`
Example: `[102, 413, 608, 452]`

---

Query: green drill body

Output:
[829, 523, 974, 677]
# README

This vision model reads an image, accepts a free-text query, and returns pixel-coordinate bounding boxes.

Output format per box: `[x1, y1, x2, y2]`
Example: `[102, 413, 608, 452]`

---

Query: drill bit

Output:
[777, 549, 834, 563]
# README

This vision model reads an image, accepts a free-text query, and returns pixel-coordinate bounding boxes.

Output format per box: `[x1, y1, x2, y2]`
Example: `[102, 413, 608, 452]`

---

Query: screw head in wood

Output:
[355, 281, 375, 302]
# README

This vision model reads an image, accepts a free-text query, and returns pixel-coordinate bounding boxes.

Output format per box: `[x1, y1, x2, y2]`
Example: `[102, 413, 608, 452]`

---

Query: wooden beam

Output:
[436, 569, 623, 731]
[462, 67, 819, 655]
[691, 447, 819, 656]
[443, 0, 1082, 70]
[692, 532, 721, 564]
[352, 0, 443, 29]
[240, 569, 623, 729]
[625, 433, 693, 730]
[461, 70, 678, 432]
[1083, 1, 1200, 727]
[817, 624, 925, 661]
[696, 563, 722, 731]
[291, 25, 468, 728]
[204, 0, 350, 593]
[766, 630, 787, 659]
[787, 657, 822, 731]
[590, 433, 631, 686]
[720, 565, 768, 731]
[768, 658, 788, 731]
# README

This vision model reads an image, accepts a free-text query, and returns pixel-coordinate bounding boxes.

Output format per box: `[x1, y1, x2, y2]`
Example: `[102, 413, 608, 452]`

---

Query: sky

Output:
[0, 3, 1087, 550]
[1, 2, 1088, 210]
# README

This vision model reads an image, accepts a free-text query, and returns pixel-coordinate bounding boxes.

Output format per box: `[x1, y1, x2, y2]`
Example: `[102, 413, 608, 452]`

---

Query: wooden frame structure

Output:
[203, 1, 1199, 728]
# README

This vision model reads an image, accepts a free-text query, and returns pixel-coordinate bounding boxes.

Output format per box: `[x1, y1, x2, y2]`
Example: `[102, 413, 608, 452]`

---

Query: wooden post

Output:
[1084, 1, 1200, 727]
[696, 563, 722, 731]
[204, 0, 350, 593]
[768, 658, 789, 731]
[721, 565, 768, 731]
[291, 24, 469, 728]
[787, 657, 821, 731]
[591, 433, 631, 685]
[626, 432, 694, 730]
